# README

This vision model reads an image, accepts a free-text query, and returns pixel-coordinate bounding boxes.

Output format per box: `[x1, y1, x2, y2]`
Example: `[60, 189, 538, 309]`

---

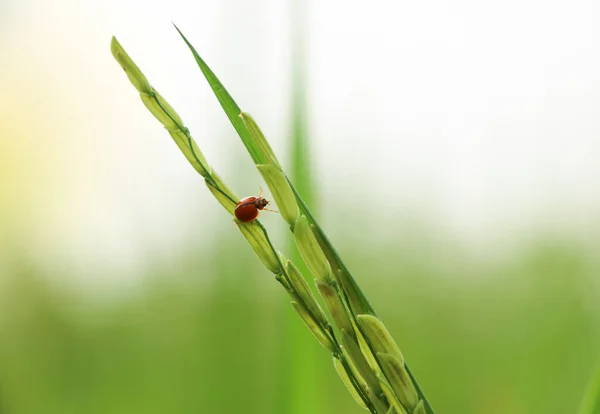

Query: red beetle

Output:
[234, 188, 276, 222]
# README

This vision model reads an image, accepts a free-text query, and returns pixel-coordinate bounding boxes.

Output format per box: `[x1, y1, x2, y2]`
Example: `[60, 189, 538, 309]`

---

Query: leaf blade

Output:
[173, 25, 266, 165]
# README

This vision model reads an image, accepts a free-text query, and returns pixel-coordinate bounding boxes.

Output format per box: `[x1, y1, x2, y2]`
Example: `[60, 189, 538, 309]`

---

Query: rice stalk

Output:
[111, 27, 436, 413]
[173, 27, 436, 414]
[111, 36, 379, 413]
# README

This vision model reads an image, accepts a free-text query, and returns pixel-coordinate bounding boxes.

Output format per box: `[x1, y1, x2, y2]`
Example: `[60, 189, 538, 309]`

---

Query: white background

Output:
[1, 0, 598, 288]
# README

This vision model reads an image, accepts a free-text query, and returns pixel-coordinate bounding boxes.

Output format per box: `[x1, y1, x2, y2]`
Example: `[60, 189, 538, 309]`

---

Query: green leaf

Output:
[173, 25, 267, 166]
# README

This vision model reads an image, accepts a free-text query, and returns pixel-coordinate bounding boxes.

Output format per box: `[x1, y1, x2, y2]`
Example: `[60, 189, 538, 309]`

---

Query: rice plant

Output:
[111, 27, 435, 414]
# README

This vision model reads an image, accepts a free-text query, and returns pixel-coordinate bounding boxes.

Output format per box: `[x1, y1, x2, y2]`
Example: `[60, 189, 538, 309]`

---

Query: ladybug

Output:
[234, 188, 275, 222]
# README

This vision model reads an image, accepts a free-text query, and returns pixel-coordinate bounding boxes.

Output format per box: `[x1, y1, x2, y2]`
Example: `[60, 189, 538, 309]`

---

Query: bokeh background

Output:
[1, 0, 599, 413]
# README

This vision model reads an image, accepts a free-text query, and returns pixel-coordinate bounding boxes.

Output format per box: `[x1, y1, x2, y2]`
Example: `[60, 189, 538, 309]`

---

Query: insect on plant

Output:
[111, 29, 437, 413]
[234, 187, 277, 222]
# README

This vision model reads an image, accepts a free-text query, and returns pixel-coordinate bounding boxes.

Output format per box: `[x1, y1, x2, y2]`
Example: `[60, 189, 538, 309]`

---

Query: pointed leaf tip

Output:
[174, 28, 265, 166]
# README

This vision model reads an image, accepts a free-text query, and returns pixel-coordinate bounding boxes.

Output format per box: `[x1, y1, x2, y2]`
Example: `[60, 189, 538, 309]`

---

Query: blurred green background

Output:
[1, 228, 599, 413]
[1, 0, 599, 413]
